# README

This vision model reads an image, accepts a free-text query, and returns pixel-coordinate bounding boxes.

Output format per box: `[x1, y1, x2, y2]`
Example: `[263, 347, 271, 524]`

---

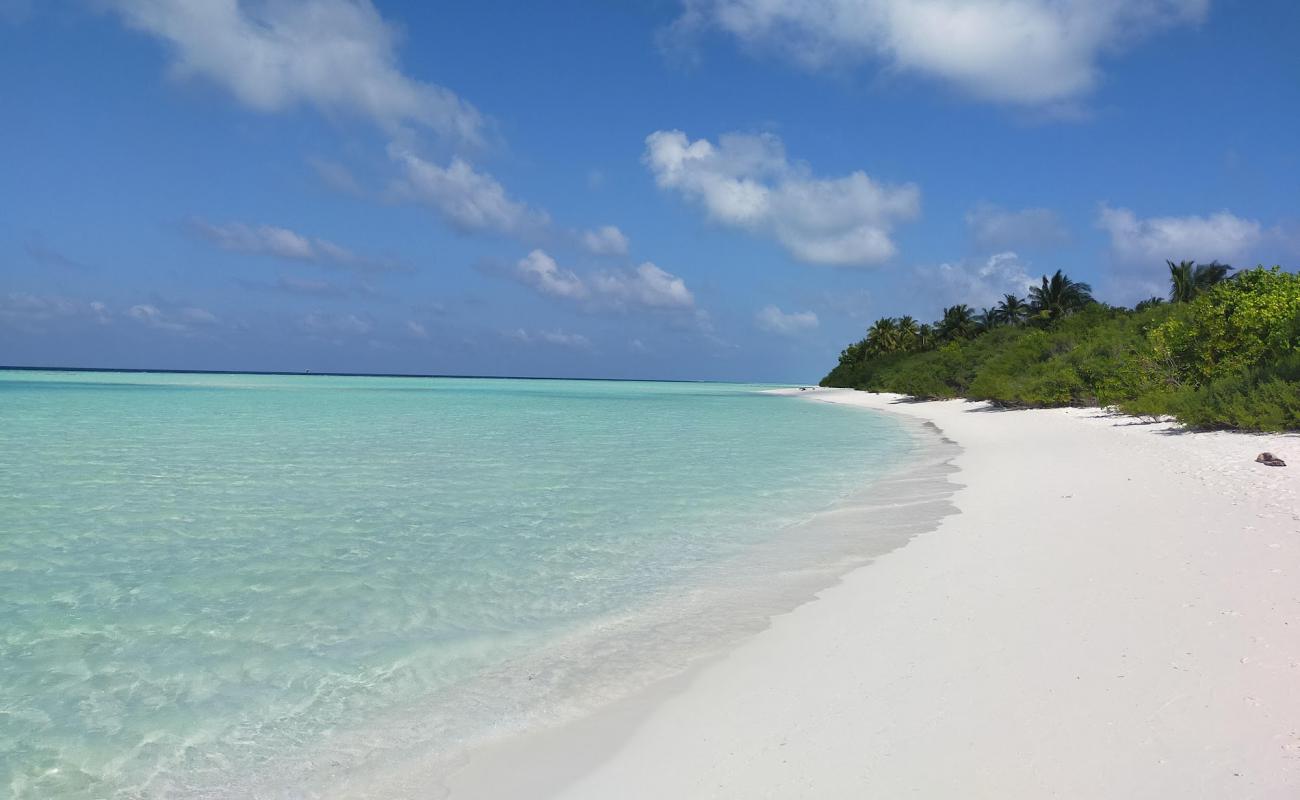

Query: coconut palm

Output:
[865, 317, 901, 355]
[896, 315, 920, 350]
[1029, 270, 1094, 320]
[916, 323, 936, 351]
[936, 304, 977, 341]
[1167, 260, 1196, 303]
[976, 307, 999, 332]
[995, 293, 1030, 326]
[1134, 296, 1165, 312]
[1197, 261, 1233, 287]
[1168, 259, 1233, 303]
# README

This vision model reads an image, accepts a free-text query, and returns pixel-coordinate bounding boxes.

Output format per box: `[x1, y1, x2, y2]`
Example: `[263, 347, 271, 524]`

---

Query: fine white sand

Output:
[449, 390, 1299, 799]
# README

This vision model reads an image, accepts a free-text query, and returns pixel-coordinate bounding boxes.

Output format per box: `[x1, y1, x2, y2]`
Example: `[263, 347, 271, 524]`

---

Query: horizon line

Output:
[0, 364, 803, 386]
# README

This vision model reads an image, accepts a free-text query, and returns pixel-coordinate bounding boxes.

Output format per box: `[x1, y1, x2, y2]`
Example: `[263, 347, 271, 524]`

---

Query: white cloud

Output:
[1, 294, 223, 336]
[110, 2, 554, 249]
[966, 204, 1069, 250]
[672, 0, 1208, 107]
[593, 262, 695, 309]
[194, 220, 311, 259]
[914, 251, 1038, 310]
[644, 129, 919, 266]
[1097, 205, 1264, 265]
[389, 146, 550, 237]
[755, 305, 819, 334]
[0, 292, 112, 331]
[581, 225, 631, 256]
[515, 249, 589, 300]
[405, 320, 429, 340]
[191, 219, 401, 273]
[510, 249, 696, 312]
[505, 328, 593, 349]
[107, 0, 482, 145]
[127, 303, 219, 332]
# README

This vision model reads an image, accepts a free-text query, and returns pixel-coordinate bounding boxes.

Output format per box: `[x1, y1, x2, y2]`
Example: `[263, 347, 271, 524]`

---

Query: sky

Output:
[1, 0, 1298, 382]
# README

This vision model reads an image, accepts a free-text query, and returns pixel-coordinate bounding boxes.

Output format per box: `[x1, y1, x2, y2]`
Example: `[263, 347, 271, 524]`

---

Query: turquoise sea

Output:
[0, 371, 938, 798]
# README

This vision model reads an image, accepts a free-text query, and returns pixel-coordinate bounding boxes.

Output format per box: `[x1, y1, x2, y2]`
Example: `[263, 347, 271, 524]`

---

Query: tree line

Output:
[847, 261, 1231, 364]
[822, 261, 1299, 431]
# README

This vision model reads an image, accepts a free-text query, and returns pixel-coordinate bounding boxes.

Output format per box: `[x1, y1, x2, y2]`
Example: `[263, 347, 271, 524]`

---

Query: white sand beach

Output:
[450, 389, 1299, 799]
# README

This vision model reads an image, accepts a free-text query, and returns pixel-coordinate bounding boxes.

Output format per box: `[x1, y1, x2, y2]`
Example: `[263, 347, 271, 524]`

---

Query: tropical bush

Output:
[821, 265, 1300, 431]
[1147, 267, 1300, 383]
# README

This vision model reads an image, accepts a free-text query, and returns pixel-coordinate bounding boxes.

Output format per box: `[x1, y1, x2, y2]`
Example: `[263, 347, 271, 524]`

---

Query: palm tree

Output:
[1168, 259, 1232, 302]
[1167, 260, 1196, 303]
[1196, 261, 1233, 287]
[1029, 270, 1094, 320]
[865, 317, 901, 355]
[915, 323, 936, 351]
[936, 304, 977, 341]
[896, 315, 920, 350]
[976, 307, 999, 332]
[995, 294, 1030, 326]
[1134, 296, 1165, 312]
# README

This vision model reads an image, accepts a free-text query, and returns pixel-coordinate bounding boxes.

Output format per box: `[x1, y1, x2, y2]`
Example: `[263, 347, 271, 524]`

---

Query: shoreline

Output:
[310, 392, 960, 800]
[448, 389, 1299, 799]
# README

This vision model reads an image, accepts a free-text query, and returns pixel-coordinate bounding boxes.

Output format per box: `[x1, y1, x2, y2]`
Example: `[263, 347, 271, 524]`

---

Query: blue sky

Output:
[2, 0, 1297, 382]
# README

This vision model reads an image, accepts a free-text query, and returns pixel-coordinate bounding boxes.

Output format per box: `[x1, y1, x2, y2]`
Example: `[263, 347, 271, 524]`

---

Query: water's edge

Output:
[367, 398, 964, 800]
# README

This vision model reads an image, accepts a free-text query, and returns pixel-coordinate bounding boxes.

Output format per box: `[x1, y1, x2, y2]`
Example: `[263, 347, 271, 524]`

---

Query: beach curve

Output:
[454, 388, 1300, 799]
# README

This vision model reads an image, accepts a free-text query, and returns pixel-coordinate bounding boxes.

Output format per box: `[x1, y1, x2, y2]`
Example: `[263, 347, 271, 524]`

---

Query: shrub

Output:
[821, 267, 1299, 431]
[1148, 267, 1300, 384]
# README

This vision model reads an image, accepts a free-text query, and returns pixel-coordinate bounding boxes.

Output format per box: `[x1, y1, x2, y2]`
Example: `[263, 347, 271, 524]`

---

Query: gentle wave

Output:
[0, 373, 940, 799]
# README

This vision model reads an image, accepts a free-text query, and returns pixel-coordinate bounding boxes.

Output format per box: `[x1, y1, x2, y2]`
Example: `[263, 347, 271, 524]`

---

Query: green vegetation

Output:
[821, 265, 1300, 431]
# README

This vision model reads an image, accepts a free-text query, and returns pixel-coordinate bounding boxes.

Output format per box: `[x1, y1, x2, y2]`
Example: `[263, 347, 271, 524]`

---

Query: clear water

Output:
[0, 371, 920, 798]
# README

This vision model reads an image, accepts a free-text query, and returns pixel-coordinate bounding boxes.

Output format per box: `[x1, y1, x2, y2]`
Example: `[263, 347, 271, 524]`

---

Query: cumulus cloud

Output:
[191, 219, 403, 273]
[593, 263, 695, 310]
[510, 249, 696, 312]
[389, 146, 550, 237]
[755, 305, 819, 334]
[914, 251, 1038, 309]
[107, 0, 482, 145]
[671, 0, 1208, 107]
[515, 249, 589, 300]
[109, 2, 556, 248]
[644, 129, 919, 266]
[1097, 204, 1264, 265]
[505, 328, 593, 349]
[581, 225, 631, 256]
[966, 204, 1070, 250]
[405, 320, 429, 340]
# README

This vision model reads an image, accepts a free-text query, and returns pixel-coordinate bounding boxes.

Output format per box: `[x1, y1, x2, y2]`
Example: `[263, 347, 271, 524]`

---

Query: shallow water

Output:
[0, 372, 919, 798]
